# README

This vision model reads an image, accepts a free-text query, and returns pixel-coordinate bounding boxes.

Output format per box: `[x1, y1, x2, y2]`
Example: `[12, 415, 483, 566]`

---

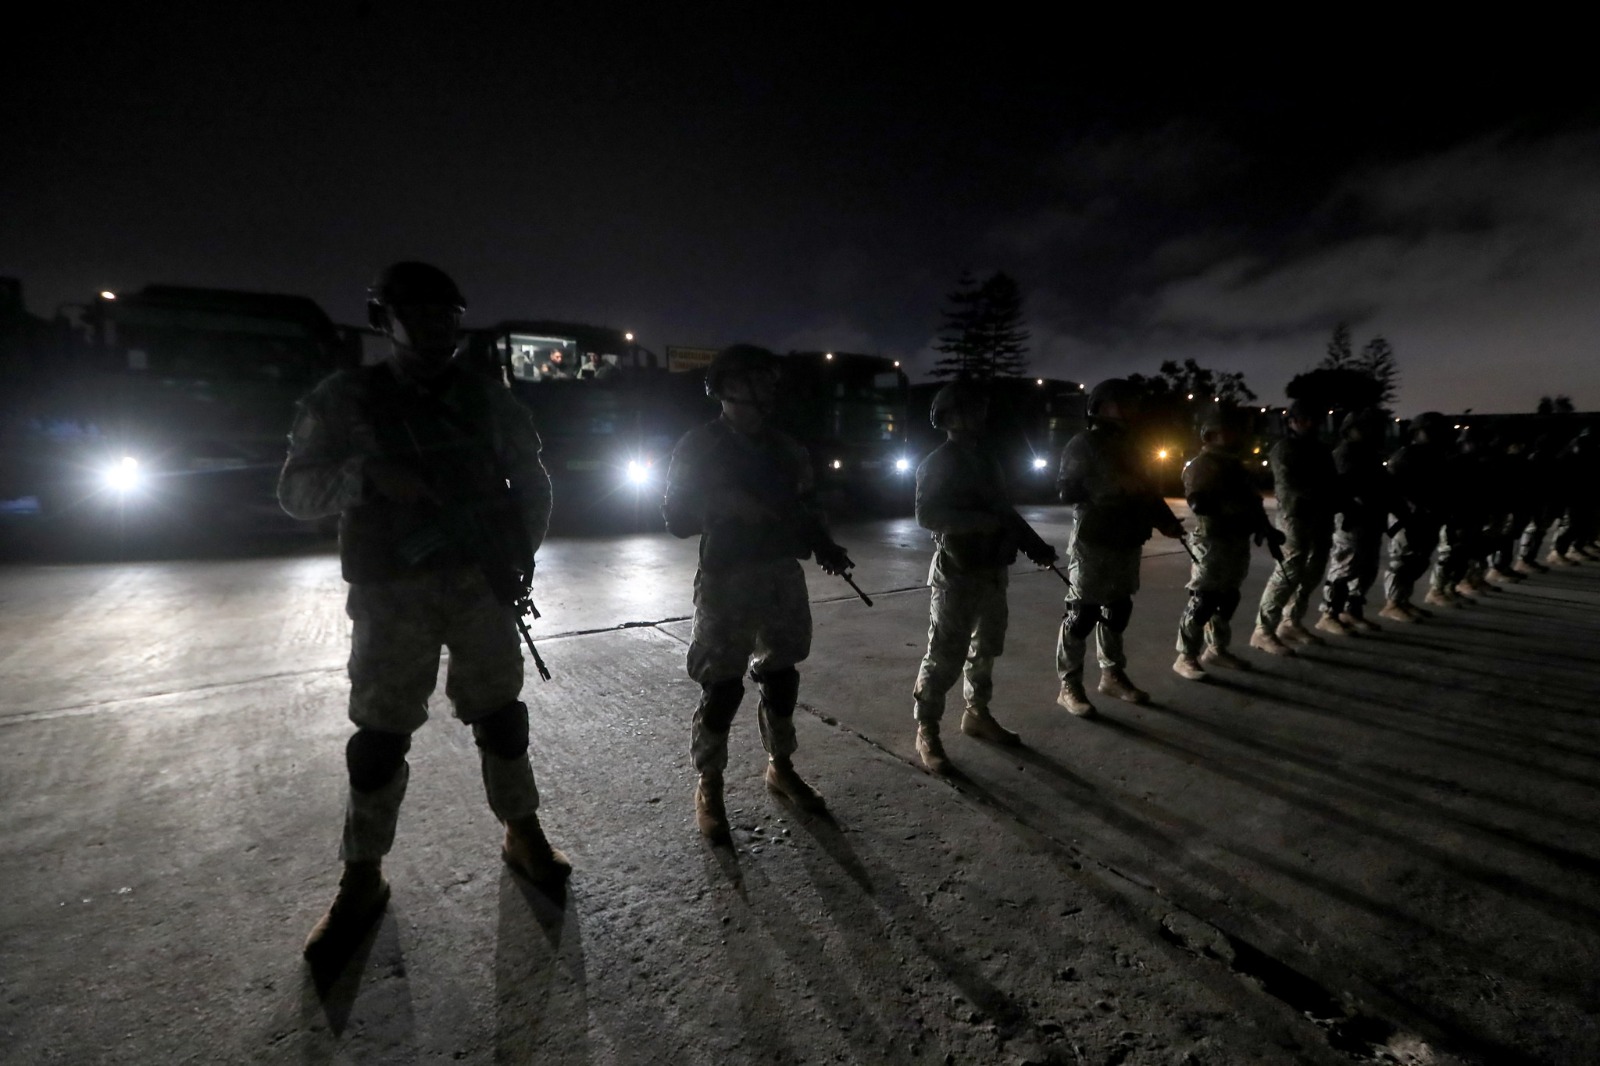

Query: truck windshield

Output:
[105, 305, 327, 385]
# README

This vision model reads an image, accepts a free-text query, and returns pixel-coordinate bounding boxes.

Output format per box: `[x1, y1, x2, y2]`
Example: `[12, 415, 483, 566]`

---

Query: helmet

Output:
[1457, 422, 1488, 446]
[1086, 378, 1141, 421]
[367, 262, 466, 330]
[1285, 400, 1319, 423]
[930, 381, 987, 428]
[1339, 407, 1384, 437]
[704, 344, 779, 399]
[1200, 404, 1250, 440]
[1410, 411, 1448, 440]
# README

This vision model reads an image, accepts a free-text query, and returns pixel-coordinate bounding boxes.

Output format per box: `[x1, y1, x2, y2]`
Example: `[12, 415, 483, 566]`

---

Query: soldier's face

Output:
[719, 371, 777, 431]
[389, 303, 462, 377]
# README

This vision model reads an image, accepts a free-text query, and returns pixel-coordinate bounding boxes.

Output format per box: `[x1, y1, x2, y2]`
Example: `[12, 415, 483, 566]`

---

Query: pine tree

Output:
[975, 272, 1030, 379]
[1358, 336, 1399, 407]
[1322, 322, 1354, 369]
[930, 270, 1030, 380]
[931, 270, 983, 380]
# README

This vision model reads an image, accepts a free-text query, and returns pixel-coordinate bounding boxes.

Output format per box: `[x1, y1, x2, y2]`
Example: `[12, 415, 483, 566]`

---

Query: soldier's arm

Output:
[1056, 437, 1094, 504]
[489, 389, 554, 555]
[277, 379, 367, 521]
[916, 451, 1002, 534]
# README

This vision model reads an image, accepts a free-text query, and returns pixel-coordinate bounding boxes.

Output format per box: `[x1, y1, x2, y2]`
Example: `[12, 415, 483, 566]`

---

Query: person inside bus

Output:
[576, 351, 617, 380]
[539, 348, 572, 380]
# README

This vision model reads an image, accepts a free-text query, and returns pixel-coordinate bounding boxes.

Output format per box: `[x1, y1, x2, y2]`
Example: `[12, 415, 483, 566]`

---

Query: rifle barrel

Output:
[841, 572, 874, 607]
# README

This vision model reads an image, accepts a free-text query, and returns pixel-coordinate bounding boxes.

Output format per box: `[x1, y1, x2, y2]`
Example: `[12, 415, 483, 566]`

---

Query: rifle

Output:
[1177, 532, 1200, 566]
[390, 387, 554, 680]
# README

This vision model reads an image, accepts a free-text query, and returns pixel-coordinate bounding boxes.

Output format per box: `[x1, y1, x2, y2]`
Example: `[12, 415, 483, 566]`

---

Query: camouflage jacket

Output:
[1269, 432, 1339, 527]
[661, 417, 832, 572]
[278, 361, 552, 584]
[1057, 423, 1177, 548]
[1183, 446, 1268, 541]
[916, 438, 1014, 585]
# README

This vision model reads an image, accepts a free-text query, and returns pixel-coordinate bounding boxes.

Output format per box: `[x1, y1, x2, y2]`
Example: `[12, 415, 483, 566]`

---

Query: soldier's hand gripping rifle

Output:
[1003, 508, 1069, 586]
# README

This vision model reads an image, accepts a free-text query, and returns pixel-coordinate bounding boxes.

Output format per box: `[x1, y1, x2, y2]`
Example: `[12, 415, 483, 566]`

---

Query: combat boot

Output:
[1423, 587, 1458, 608]
[1200, 646, 1250, 671]
[1564, 549, 1588, 564]
[765, 758, 827, 814]
[503, 813, 573, 892]
[1546, 549, 1572, 567]
[1172, 654, 1206, 681]
[960, 707, 1022, 747]
[1314, 613, 1352, 636]
[1485, 567, 1520, 583]
[1250, 627, 1296, 656]
[1276, 620, 1321, 646]
[1097, 669, 1149, 704]
[1377, 600, 1415, 623]
[694, 772, 731, 844]
[1339, 611, 1379, 633]
[1406, 601, 1434, 619]
[1513, 559, 1542, 575]
[1453, 580, 1481, 598]
[1056, 679, 1096, 717]
[303, 860, 390, 961]
[916, 723, 952, 775]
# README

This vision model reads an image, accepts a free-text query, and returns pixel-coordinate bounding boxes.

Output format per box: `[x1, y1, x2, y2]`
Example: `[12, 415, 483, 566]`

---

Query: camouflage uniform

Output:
[911, 439, 1015, 724]
[1055, 422, 1177, 684]
[279, 361, 553, 863]
[1177, 445, 1267, 656]
[1322, 425, 1392, 621]
[1428, 438, 1485, 596]
[662, 418, 828, 775]
[1256, 426, 1337, 633]
[1383, 429, 1448, 608]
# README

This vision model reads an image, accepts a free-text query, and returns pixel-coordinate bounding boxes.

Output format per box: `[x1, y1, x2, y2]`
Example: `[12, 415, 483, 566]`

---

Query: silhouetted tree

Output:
[1285, 367, 1383, 419]
[1358, 336, 1399, 407]
[1537, 395, 1575, 415]
[930, 270, 1031, 380]
[1323, 322, 1354, 369]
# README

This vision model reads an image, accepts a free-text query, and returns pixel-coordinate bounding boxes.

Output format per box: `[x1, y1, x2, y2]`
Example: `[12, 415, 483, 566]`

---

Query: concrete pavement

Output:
[2, 509, 1597, 1064]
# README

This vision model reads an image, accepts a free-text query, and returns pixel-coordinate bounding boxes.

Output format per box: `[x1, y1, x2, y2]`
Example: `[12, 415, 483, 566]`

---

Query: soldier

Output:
[1252, 401, 1338, 655]
[661, 345, 854, 844]
[1318, 408, 1392, 634]
[1550, 428, 1600, 564]
[1380, 412, 1451, 622]
[1425, 424, 1490, 607]
[1514, 431, 1560, 574]
[279, 262, 569, 964]
[1173, 406, 1285, 680]
[1054, 378, 1185, 716]
[1483, 434, 1531, 584]
[910, 382, 1059, 775]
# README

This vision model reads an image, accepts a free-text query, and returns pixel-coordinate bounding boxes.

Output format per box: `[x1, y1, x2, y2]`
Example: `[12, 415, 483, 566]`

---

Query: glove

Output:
[815, 543, 854, 576]
[1157, 516, 1185, 539]
[1024, 542, 1059, 567]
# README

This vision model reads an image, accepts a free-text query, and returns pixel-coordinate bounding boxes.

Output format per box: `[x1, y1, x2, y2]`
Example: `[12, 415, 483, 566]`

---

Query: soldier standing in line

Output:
[1515, 430, 1560, 574]
[1380, 412, 1451, 622]
[1483, 434, 1531, 584]
[1172, 406, 1286, 681]
[1054, 379, 1186, 716]
[1550, 428, 1600, 564]
[910, 382, 1059, 776]
[1251, 401, 1338, 655]
[661, 345, 854, 844]
[1316, 408, 1391, 634]
[1425, 424, 1491, 607]
[279, 262, 569, 964]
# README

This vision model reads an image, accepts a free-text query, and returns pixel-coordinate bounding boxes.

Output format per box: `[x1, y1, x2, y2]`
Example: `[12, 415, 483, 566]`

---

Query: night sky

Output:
[7, 6, 1598, 413]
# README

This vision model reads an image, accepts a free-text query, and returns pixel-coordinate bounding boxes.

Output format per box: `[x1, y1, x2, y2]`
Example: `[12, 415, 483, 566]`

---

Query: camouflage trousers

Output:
[1384, 519, 1441, 606]
[1519, 515, 1555, 564]
[912, 572, 1008, 724]
[1322, 526, 1382, 618]
[1056, 535, 1142, 682]
[1430, 524, 1481, 593]
[1177, 533, 1251, 656]
[687, 560, 813, 773]
[342, 565, 537, 863]
[1255, 516, 1331, 633]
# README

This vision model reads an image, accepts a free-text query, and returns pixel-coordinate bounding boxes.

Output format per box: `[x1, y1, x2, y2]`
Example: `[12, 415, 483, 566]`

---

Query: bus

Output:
[0, 284, 350, 540]
[775, 351, 913, 513]
[472, 320, 710, 529]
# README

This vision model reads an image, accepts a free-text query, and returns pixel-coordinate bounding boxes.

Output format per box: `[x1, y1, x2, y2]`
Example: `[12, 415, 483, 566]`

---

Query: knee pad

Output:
[698, 677, 744, 733]
[1215, 588, 1241, 621]
[346, 729, 411, 793]
[1187, 589, 1220, 623]
[750, 665, 799, 717]
[1063, 600, 1101, 640]
[471, 699, 530, 760]
[1104, 598, 1133, 633]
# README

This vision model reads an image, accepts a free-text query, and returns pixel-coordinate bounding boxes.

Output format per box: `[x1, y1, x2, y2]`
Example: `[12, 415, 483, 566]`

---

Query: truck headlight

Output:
[625, 459, 652, 486]
[1032, 457, 1048, 470]
[894, 457, 910, 473]
[102, 456, 144, 494]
